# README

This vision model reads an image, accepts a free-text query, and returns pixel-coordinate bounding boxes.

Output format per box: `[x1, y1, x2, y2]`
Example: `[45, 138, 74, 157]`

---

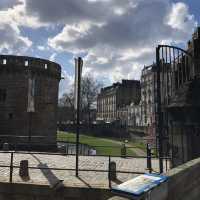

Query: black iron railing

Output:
[0, 149, 170, 188]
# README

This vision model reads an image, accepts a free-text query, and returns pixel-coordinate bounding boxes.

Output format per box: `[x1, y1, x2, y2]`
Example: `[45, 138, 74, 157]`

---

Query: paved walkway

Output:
[0, 152, 168, 189]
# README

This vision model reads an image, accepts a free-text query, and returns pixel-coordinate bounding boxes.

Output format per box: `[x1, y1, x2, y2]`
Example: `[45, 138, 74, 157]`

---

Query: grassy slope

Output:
[57, 131, 146, 156]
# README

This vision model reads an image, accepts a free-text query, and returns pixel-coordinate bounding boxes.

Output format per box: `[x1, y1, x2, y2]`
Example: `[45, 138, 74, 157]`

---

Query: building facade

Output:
[140, 64, 157, 126]
[127, 102, 142, 127]
[0, 55, 61, 150]
[97, 79, 140, 123]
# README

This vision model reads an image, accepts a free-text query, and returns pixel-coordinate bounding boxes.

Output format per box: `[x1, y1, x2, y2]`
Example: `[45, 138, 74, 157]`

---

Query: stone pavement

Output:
[0, 152, 168, 189]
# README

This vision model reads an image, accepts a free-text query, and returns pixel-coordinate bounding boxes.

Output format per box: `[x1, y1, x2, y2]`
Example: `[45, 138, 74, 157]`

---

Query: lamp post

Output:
[74, 57, 83, 177]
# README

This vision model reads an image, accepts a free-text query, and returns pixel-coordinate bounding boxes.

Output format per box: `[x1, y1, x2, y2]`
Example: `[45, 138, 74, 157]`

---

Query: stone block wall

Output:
[0, 182, 112, 200]
[147, 157, 200, 200]
[0, 55, 61, 150]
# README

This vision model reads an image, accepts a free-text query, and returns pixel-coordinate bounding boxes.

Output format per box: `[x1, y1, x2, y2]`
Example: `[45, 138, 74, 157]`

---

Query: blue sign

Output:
[111, 173, 168, 197]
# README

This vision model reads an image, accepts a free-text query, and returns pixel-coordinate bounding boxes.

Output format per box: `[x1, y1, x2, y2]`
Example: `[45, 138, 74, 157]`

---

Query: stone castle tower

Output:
[0, 55, 61, 150]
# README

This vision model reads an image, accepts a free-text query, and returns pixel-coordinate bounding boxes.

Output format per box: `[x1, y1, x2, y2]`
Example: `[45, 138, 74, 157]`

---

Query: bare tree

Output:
[58, 75, 102, 125]
[81, 75, 102, 125]
[58, 88, 75, 124]
[59, 89, 74, 108]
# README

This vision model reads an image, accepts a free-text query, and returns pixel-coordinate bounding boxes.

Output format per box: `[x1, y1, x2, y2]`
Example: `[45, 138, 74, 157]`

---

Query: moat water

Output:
[57, 142, 93, 155]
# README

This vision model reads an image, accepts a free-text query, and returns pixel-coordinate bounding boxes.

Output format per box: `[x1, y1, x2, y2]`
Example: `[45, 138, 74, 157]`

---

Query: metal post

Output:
[165, 156, 168, 172]
[75, 57, 82, 177]
[66, 144, 69, 155]
[156, 46, 164, 173]
[170, 120, 174, 167]
[108, 155, 111, 188]
[28, 112, 32, 150]
[9, 152, 14, 183]
[181, 124, 185, 164]
[147, 144, 152, 173]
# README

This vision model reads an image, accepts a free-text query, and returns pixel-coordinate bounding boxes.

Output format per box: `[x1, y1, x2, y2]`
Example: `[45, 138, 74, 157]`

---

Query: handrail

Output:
[0, 150, 170, 184]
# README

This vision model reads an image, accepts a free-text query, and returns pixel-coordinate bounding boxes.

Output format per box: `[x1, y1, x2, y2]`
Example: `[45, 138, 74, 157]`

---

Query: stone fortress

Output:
[0, 55, 61, 150]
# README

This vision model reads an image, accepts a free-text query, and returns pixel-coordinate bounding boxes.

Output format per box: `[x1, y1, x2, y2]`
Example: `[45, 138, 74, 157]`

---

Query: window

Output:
[35, 78, 42, 96]
[0, 89, 6, 102]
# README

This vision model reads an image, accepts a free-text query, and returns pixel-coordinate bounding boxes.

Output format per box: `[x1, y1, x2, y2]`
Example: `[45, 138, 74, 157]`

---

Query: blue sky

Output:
[0, 0, 199, 97]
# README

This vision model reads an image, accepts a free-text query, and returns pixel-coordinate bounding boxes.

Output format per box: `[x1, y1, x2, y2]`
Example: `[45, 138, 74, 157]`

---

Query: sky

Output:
[0, 0, 199, 97]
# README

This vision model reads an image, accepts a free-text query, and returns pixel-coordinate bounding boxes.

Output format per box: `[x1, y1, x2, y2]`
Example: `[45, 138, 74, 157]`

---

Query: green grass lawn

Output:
[57, 131, 146, 156]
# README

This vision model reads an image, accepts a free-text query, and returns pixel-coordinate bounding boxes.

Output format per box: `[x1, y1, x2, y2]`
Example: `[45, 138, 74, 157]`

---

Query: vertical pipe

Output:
[156, 46, 163, 173]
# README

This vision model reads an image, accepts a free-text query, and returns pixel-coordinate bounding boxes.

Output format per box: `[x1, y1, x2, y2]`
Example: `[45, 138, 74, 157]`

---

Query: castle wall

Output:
[0, 55, 61, 150]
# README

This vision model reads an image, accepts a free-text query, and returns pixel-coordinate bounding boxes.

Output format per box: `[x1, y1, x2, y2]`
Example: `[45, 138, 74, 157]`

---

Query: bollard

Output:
[9, 152, 13, 183]
[60, 145, 66, 153]
[66, 144, 69, 155]
[3, 143, 9, 151]
[121, 143, 126, 158]
[147, 144, 152, 173]
[109, 161, 117, 181]
[19, 160, 29, 177]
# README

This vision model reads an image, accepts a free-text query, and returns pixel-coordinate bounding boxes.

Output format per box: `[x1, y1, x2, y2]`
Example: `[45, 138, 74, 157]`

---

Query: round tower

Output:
[0, 55, 61, 150]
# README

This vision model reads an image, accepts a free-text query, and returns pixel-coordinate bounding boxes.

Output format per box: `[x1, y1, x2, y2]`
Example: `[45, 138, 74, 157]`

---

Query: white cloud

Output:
[166, 2, 197, 31]
[0, 0, 46, 29]
[48, 22, 92, 53]
[25, 0, 132, 25]
[0, 0, 46, 54]
[0, 22, 32, 54]
[46, 0, 197, 84]
[0, 0, 197, 88]
[37, 45, 45, 51]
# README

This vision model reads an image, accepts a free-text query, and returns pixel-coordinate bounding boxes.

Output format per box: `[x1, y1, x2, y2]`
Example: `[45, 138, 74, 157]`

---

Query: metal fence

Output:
[0, 146, 170, 188]
[155, 44, 199, 171]
[0, 133, 171, 189]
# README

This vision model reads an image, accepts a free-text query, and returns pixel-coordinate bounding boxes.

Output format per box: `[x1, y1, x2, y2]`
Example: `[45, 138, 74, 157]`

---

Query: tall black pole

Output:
[156, 46, 163, 173]
[75, 57, 82, 177]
